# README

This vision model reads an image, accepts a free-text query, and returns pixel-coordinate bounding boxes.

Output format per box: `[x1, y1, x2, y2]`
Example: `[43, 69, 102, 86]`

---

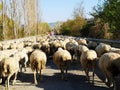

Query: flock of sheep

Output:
[0, 35, 120, 90]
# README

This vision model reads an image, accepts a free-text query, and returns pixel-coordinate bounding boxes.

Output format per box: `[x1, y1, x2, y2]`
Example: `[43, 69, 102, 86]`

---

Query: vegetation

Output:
[57, 0, 120, 40]
[91, 0, 120, 40]
[1, 0, 120, 40]
[60, 17, 86, 37]
[60, 2, 86, 37]
[0, 0, 51, 40]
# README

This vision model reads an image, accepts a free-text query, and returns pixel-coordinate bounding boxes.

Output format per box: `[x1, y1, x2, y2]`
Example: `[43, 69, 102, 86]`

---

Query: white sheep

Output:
[80, 50, 97, 83]
[53, 47, 72, 80]
[30, 49, 47, 85]
[95, 43, 111, 57]
[1, 41, 10, 50]
[109, 47, 120, 55]
[0, 55, 20, 88]
[9, 42, 17, 49]
[14, 48, 28, 72]
[75, 38, 88, 46]
[16, 41, 24, 50]
[99, 52, 120, 90]
[0, 49, 18, 61]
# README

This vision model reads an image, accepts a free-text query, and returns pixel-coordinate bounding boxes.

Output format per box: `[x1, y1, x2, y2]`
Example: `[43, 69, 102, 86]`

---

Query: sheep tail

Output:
[38, 61, 44, 70]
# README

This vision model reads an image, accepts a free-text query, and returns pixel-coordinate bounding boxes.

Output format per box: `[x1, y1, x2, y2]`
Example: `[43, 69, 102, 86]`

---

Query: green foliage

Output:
[38, 22, 51, 34]
[91, 0, 120, 40]
[0, 15, 3, 40]
[60, 17, 86, 36]
[81, 21, 95, 37]
[0, 4, 2, 11]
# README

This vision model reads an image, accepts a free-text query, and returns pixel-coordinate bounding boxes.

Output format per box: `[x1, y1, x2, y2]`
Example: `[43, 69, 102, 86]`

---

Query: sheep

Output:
[30, 49, 47, 85]
[99, 52, 120, 90]
[66, 41, 78, 61]
[41, 41, 50, 55]
[87, 41, 98, 50]
[53, 47, 72, 80]
[75, 38, 88, 46]
[14, 48, 28, 72]
[80, 50, 97, 83]
[76, 45, 89, 62]
[16, 41, 24, 50]
[95, 43, 111, 57]
[32, 42, 41, 49]
[0, 55, 20, 88]
[52, 40, 62, 52]
[1, 41, 10, 50]
[9, 42, 17, 49]
[0, 49, 18, 61]
[109, 47, 120, 55]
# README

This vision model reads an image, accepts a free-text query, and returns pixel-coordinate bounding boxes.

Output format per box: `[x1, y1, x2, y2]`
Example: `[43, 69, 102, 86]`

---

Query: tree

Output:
[91, 0, 120, 40]
[0, 0, 42, 40]
[60, 17, 86, 36]
[53, 21, 63, 35]
[73, 1, 85, 18]
[1, 0, 6, 40]
[60, 1, 87, 36]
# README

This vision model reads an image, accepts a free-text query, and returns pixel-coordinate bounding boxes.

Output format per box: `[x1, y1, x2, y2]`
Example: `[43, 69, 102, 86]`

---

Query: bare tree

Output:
[1, 0, 6, 39]
[10, 0, 17, 38]
[73, 1, 85, 18]
[36, 0, 42, 35]
[36, 0, 38, 34]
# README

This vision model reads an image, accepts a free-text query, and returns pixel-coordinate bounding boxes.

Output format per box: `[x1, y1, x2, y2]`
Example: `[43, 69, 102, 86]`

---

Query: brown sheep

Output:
[80, 50, 97, 83]
[99, 52, 120, 90]
[30, 49, 47, 85]
[53, 47, 72, 80]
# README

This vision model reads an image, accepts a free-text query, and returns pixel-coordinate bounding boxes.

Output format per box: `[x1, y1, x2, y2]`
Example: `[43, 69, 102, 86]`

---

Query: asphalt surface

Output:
[0, 58, 116, 90]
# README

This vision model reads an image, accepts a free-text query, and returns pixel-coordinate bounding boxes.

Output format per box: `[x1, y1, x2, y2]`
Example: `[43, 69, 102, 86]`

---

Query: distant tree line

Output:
[1, 0, 119, 40]
[54, 0, 120, 40]
[0, 0, 51, 40]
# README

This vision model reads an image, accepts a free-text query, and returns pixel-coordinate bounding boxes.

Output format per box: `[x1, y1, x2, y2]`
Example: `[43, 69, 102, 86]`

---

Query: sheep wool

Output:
[53, 48, 72, 80]
[1, 56, 19, 88]
[99, 52, 120, 90]
[30, 49, 47, 85]
[80, 50, 97, 83]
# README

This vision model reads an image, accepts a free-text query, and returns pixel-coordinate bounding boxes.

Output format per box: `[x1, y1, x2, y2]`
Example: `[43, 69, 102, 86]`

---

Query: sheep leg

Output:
[109, 77, 116, 88]
[112, 79, 117, 90]
[65, 67, 68, 80]
[85, 69, 89, 83]
[34, 71, 37, 85]
[39, 69, 42, 81]
[92, 63, 95, 84]
[60, 68, 64, 80]
[105, 77, 108, 83]
[24, 56, 28, 72]
[24, 62, 27, 72]
[12, 72, 18, 85]
[7, 74, 13, 88]
[104, 73, 112, 87]
[19, 64, 22, 72]
[103, 71, 108, 83]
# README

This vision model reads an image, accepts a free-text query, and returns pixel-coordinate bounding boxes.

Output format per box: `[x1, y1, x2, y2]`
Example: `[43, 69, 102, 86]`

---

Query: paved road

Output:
[0, 59, 114, 90]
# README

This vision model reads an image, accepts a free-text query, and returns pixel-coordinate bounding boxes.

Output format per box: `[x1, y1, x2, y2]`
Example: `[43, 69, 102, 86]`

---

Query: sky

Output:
[40, 0, 103, 23]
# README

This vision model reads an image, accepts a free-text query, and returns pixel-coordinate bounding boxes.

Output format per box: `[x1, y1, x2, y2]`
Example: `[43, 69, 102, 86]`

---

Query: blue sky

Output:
[40, 0, 103, 23]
